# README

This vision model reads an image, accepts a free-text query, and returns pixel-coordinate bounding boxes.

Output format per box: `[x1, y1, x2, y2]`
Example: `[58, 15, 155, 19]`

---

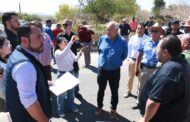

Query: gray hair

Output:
[106, 21, 119, 30]
[0, 28, 7, 38]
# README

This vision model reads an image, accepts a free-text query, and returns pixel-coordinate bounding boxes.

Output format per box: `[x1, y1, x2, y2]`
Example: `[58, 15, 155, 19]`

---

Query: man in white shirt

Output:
[32, 21, 53, 81]
[4, 23, 51, 122]
[124, 23, 150, 97]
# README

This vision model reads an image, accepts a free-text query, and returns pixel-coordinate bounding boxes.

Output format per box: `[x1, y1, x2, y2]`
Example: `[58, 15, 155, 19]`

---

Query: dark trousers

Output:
[73, 71, 80, 95]
[43, 65, 52, 81]
[0, 98, 5, 112]
[97, 68, 120, 110]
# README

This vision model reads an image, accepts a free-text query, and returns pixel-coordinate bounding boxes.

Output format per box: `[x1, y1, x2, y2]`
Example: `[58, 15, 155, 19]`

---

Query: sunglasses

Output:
[151, 30, 159, 33]
[62, 24, 68, 27]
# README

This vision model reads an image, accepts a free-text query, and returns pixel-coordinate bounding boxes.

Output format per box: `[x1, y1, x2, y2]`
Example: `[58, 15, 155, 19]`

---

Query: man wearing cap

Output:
[183, 19, 190, 33]
[145, 16, 155, 28]
[135, 23, 164, 106]
[145, 16, 155, 36]
[166, 20, 183, 36]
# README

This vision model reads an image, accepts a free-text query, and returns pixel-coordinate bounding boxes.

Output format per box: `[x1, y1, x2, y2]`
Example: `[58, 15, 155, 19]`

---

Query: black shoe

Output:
[75, 93, 83, 100]
[132, 104, 139, 110]
[124, 92, 132, 98]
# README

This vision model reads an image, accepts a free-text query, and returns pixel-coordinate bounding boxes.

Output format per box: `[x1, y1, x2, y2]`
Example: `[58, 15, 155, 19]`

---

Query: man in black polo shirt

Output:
[166, 20, 183, 36]
[2, 12, 20, 51]
[138, 35, 190, 122]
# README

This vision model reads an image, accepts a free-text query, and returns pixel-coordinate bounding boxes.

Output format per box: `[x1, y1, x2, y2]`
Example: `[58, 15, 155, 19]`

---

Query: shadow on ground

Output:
[85, 65, 98, 74]
[124, 93, 137, 99]
[51, 95, 131, 122]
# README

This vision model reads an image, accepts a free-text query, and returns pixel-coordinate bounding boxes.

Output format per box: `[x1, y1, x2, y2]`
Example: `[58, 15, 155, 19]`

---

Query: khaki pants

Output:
[82, 42, 92, 66]
[138, 66, 156, 92]
[127, 58, 141, 93]
[137, 66, 156, 102]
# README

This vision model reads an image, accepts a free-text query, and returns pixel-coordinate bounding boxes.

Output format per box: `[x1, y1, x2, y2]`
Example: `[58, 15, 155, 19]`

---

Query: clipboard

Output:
[49, 72, 80, 96]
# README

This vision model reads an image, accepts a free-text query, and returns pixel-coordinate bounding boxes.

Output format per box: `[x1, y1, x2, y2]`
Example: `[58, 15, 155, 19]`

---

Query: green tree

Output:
[56, 4, 78, 21]
[84, 0, 115, 22]
[152, 0, 166, 16]
[20, 13, 41, 22]
[83, 0, 137, 23]
[0, 16, 2, 23]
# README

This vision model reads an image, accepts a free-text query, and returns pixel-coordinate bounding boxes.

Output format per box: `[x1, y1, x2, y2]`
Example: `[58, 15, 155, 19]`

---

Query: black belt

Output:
[130, 57, 136, 61]
[142, 63, 156, 69]
[58, 70, 74, 74]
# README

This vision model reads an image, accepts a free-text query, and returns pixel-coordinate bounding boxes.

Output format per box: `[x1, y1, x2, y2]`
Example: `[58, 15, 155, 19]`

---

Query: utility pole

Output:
[19, 2, 22, 17]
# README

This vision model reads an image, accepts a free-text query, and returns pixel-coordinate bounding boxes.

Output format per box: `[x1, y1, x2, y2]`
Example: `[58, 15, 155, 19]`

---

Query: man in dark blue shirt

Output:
[2, 12, 20, 51]
[95, 21, 128, 119]
[138, 35, 190, 122]
[43, 19, 54, 41]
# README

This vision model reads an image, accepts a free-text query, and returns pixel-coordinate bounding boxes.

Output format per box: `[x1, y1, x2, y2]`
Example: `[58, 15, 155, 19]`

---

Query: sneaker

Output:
[110, 110, 117, 120]
[72, 108, 79, 112]
[124, 92, 132, 98]
[95, 107, 102, 116]
[59, 114, 65, 118]
[132, 104, 139, 110]
[68, 107, 79, 113]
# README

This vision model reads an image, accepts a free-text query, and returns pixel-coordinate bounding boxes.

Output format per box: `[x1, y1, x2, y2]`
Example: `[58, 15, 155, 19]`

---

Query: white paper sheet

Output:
[0, 112, 12, 122]
[49, 72, 80, 96]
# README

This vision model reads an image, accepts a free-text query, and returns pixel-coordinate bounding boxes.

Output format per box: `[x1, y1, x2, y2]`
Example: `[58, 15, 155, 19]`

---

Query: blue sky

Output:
[0, 0, 189, 15]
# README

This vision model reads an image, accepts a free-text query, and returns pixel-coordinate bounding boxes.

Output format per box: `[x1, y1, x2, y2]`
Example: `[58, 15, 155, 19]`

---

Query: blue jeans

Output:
[57, 71, 76, 115]
[73, 71, 80, 94]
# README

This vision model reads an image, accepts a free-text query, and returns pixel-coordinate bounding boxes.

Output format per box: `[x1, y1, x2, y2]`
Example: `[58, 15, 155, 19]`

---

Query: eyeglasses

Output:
[184, 26, 190, 29]
[151, 30, 159, 33]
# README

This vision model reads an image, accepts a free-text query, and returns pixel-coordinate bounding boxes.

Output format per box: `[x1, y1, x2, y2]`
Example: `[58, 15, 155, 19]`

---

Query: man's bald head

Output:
[180, 33, 190, 51]
[106, 21, 119, 30]
[106, 21, 119, 40]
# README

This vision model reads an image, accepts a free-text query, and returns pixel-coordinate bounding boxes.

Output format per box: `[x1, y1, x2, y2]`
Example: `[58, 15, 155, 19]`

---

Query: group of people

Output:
[0, 12, 95, 121]
[0, 11, 190, 122]
[118, 16, 190, 122]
